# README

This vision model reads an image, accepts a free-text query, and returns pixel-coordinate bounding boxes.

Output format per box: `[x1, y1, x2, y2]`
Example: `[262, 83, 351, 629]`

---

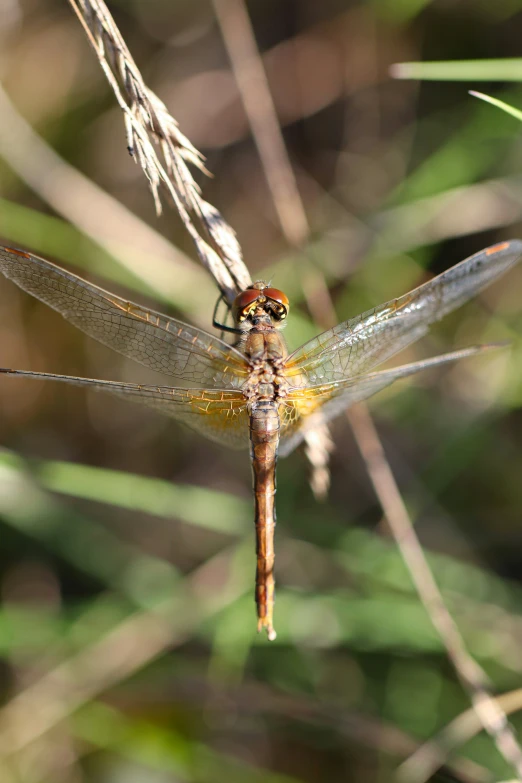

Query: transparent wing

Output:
[0, 368, 249, 449]
[278, 344, 502, 457]
[0, 246, 249, 389]
[284, 241, 522, 386]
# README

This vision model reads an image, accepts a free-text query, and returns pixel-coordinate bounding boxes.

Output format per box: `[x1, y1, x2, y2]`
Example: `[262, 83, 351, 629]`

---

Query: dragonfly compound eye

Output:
[264, 287, 290, 320]
[233, 288, 261, 322]
[233, 285, 290, 323]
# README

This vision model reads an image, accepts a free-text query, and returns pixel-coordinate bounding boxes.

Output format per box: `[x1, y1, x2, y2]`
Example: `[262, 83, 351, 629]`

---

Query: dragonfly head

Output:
[233, 282, 289, 328]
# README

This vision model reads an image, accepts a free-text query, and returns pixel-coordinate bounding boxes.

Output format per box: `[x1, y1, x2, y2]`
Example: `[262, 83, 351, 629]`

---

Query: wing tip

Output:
[484, 238, 522, 258]
[1, 247, 31, 259]
[475, 340, 510, 352]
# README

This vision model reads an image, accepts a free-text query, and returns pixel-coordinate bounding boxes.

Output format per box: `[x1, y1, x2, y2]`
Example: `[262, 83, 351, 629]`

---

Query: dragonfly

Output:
[0, 240, 521, 640]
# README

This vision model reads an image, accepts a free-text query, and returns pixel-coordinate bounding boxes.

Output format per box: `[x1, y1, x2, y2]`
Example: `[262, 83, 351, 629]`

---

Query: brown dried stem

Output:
[213, 0, 309, 247]
[398, 687, 522, 783]
[349, 404, 522, 781]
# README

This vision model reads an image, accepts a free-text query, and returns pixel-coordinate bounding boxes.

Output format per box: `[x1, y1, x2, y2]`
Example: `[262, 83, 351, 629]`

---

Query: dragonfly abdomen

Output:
[250, 400, 280, 641]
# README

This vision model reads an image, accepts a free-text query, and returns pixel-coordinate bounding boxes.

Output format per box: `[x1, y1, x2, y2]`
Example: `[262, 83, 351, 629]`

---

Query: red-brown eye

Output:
[232, 288, 260, 321]
[263, 288, 289, 308]
[233, 289, 260, 310]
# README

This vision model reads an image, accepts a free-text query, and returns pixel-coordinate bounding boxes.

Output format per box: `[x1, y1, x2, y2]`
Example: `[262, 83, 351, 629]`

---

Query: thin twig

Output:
[213, 0, 309, 247]
[398, 688, 522, 783]
[213, 0, 522, 777]
[349, 404, 522, 781]
[67, 0, 251, 300]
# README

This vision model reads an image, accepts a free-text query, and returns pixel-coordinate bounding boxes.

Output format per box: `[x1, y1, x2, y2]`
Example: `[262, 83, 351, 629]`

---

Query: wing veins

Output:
[284, 240, 522, 385]
[0, 246, 249, 388]
[278, 344, 502, 456]
[0, 368, 250, 449]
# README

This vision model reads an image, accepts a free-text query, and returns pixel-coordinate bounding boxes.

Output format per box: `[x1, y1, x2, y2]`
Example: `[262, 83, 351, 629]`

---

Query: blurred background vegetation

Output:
[1, 0, 522, 781]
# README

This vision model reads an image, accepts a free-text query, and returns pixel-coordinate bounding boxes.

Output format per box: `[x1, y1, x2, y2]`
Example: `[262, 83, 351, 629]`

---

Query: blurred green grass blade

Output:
[0, 451, 181, 604]
[372, 0, 432, 23]
[73, 701, 190, 777]
[75, 701, 306, 783]
[0, 450, 252, 629]
[0, 596, 137, 654]
[3, 451, 522, 657]
[335, 526, 522, 617]
[391, 59, 522, 81]
[384, 88, 522, 205]
[0, 198, 161, 299]
[469, 90, 522, 121]
[0, 198, 212, 315]
[36, 459, 248, 535]
[1, 584, 518, 660]
[0, 606, 65, 654]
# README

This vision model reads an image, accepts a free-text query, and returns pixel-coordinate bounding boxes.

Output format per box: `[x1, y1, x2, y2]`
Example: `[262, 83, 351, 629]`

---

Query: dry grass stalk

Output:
[67, 0, 251, 301]
[213, 0, 309, 247]
[398, 688, 522, 782]
[349, 404, 522, 782]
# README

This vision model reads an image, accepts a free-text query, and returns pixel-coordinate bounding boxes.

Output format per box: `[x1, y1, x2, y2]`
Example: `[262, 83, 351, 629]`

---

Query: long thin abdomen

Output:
[250, 401, 280, 641]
